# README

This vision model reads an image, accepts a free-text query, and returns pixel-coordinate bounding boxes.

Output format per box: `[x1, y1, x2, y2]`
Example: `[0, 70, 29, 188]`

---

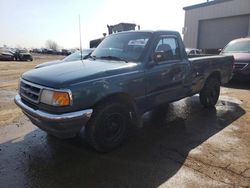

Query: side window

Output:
[155, 37, 181, 61]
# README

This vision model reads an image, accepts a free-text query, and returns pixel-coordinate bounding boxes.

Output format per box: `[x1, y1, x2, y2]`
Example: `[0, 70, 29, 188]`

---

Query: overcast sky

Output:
[0, 0, 206, 49]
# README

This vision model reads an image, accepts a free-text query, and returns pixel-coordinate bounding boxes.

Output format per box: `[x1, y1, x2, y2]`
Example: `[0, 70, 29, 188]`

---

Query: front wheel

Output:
[85, 102, 129, 152]
[199, 77, 220, 108]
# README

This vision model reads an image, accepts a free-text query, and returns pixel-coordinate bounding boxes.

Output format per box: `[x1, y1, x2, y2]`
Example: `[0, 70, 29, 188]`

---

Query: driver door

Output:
[145, 35, 190, 108]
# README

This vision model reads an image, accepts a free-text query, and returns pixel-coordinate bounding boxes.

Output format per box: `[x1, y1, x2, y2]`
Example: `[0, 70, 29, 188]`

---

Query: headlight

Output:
[40, 89, 72, 106]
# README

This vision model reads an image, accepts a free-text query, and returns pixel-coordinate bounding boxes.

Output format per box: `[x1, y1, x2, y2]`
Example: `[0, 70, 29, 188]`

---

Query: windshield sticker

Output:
[128, 39, 148, 46]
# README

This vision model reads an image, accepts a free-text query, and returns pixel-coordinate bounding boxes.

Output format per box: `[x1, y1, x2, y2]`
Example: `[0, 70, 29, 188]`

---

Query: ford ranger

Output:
[15, 31, 234, 152]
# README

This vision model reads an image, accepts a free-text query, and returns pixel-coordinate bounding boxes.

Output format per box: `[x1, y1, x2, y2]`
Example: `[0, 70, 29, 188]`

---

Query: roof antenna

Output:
[79, 14, 83, 60]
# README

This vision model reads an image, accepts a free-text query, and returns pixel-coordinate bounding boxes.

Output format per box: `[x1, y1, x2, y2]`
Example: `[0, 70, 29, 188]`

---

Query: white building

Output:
[183, 0, 250, 52]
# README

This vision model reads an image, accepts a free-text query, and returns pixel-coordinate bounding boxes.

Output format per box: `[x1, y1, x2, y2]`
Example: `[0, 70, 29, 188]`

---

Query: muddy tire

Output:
[199, 77, 220, 108]
[85, 102, 129, 152]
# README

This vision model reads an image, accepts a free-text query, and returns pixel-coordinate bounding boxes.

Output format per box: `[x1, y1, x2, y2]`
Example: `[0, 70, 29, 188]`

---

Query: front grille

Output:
[234, 62, 248, 71]
[19, 80, 42, 104]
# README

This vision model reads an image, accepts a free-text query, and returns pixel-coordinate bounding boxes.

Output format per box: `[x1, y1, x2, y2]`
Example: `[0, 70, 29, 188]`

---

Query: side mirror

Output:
[153, 51, 166, 63]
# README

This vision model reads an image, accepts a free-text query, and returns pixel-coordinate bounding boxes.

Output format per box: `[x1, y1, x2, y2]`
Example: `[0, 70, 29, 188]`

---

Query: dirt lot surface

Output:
[0, 54, 64, 127]
[0, 54, 250, 187]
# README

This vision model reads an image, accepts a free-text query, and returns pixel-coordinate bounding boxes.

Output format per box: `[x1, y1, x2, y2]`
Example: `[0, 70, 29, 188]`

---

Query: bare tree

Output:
[45, 40, 58, 51]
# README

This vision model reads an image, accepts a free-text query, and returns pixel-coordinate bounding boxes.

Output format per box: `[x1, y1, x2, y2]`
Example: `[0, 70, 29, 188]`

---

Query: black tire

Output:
[199, 77, 220, 108]
[85, 102, 130, 152]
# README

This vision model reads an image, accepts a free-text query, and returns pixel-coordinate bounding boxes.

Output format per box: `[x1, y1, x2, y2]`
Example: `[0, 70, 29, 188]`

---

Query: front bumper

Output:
[232, 73, 250, 81]
[14, 95, 92, 138]
[233, 63, 250, 77]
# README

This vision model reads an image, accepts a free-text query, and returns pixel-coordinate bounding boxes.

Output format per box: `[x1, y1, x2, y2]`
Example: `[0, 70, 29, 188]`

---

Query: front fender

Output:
[70, 70, 145, 111]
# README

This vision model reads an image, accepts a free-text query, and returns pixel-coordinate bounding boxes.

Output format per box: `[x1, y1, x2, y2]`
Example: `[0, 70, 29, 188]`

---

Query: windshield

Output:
[91, 32, 152, 62]
[63, 50, 92, 62]
[223, 39, 250, 53]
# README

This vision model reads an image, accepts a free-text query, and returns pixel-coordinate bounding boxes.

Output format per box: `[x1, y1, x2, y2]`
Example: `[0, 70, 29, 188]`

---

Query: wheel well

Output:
[93, 93, 137, 117]
[207, 71, 221, 83]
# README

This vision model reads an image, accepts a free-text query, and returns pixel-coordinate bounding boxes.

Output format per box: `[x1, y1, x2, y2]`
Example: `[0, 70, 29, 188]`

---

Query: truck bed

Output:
[188, 55, 234, 94]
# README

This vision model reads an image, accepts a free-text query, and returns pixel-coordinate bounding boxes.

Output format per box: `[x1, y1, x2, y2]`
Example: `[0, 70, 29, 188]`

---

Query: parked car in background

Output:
[35, 49, 94, 68]
[220, 37, 250, 79]
[186, 48, 202, 55]
[31, 48, 43, 53]
[0, 50, 15, 61]
[61, 49, 72, 56]
[14, 49, 33, 61]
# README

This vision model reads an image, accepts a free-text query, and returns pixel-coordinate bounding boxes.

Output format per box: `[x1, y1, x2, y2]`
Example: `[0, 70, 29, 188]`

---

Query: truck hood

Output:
[22, 59, 138, 88]
[35, 60, 62, 68]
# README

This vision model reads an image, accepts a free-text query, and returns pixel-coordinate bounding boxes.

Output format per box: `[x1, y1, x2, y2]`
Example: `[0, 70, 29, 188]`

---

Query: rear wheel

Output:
[199, 77, 220, 108]
[85, 102, 130, 152]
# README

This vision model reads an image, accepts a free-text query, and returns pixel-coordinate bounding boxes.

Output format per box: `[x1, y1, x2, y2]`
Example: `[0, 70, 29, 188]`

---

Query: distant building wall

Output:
[183, 0, 250, 50]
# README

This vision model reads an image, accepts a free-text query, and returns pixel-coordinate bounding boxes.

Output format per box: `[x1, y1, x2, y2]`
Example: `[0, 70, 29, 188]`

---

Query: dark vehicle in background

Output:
[15, 30, 233, 152]
[0, 50, 15, 61]
[14, 49, 33, 61]
[221, 37, 250, 79]
[90, 22, 139, 48]
[61, 49, 72, 56]
[35, 49, 94, 68]
[31, 48, 43, 53]
[31, 48, 75, 55]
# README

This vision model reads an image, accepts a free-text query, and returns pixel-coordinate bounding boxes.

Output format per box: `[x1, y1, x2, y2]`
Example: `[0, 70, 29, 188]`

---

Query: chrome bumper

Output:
[14, 95, 92, 122]
[14, 95, 93, 138]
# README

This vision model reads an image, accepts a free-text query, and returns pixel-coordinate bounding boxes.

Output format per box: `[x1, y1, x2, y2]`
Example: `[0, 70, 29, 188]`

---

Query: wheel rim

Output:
[103, 113, 124, 142]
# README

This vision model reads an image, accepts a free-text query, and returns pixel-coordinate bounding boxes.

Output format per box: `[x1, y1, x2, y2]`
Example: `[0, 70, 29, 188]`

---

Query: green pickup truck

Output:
[15, 31, 234, 152]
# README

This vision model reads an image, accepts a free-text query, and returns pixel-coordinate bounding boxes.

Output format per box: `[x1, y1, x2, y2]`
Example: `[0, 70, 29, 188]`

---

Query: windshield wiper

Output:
[99, 56, 128, 63]
[89, 55, 97, 60]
